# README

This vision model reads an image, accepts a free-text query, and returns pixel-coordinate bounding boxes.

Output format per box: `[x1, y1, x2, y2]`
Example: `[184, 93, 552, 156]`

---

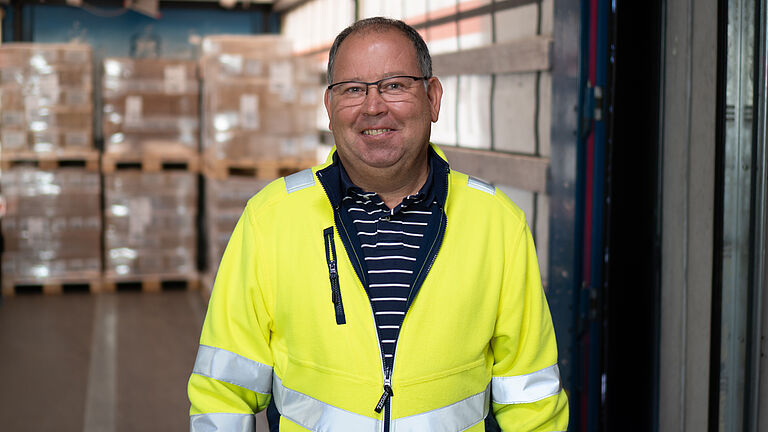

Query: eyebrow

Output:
[335, 72, 414, 82]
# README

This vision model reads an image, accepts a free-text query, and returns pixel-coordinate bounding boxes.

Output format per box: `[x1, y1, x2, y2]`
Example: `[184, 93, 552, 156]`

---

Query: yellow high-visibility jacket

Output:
[189, 145, 569, 431]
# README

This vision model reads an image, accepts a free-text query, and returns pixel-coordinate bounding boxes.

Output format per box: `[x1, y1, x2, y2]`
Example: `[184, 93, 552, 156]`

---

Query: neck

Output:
[342, 152, 429, 209]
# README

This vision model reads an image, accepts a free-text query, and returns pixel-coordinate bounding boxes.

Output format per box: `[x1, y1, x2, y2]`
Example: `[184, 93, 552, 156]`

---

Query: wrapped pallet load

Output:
[1, 168, 102, 295]
[0, 43, 95, 158]
[100, 57, 201, 292]
[199, 35, 322, 297]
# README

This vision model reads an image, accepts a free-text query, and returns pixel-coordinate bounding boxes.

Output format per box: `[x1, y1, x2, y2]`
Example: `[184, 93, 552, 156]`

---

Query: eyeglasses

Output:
[327, 75, 429, 106]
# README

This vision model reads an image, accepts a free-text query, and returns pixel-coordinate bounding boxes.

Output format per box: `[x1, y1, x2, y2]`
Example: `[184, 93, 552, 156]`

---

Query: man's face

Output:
[324, 29, 442, 175]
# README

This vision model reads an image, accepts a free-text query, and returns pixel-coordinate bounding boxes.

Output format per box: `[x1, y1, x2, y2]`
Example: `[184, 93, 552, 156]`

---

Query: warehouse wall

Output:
[2, 4, 279, 50]
[282, 0, 554, 285]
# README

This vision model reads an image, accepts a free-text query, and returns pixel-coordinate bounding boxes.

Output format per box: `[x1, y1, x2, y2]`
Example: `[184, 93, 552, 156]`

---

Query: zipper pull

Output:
[374, 385, 393, 413]
[328, 260, 338, 303]
[374, 369, 393, 413]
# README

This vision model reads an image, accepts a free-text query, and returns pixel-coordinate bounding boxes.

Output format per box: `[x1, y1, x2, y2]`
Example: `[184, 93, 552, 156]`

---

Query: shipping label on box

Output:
[164, 65, 188, 94]
[128, 197, 152, 244]
[281, 137, 298, 157]
[125, 95, 143, 127]
[240, 94, 259, 130]
[36, 73, 61, 104]
[27, 217, 45, 236]
[269, 60, 294, 96]
[1, 130, 27, 150]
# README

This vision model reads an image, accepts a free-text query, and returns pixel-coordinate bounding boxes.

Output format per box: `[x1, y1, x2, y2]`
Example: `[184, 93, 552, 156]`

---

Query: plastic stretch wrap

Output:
[0, 43, 93, 153]
[104, 172, 198, 277]
[200, 35, 321, 162]
[101, 58, 200, 153]
[1, 168, 102, 280]
[204, 177, 269, 290]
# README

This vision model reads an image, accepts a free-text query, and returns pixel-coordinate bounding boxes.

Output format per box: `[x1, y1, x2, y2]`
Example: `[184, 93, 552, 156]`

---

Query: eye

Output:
[383, 80, 404, 90]
[341, 84, 365, 95]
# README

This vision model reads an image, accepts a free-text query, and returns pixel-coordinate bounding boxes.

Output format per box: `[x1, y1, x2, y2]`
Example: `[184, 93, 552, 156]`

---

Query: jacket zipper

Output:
[336, 211, 392, 429]
[323, 227, 346, 325]
[377, 206, 446, 431]
[318, 168, 447, 432]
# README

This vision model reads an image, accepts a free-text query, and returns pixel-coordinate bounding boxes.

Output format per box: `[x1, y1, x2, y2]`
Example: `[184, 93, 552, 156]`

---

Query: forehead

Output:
[333, 29, 418, 79]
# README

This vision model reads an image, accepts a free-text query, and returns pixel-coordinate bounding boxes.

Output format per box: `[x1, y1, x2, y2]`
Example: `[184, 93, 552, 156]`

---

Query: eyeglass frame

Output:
[327, 75, 431, 100]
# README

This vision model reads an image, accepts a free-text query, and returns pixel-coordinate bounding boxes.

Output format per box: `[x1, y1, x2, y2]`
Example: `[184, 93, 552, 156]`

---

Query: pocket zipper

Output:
[323, 227, 346, 325]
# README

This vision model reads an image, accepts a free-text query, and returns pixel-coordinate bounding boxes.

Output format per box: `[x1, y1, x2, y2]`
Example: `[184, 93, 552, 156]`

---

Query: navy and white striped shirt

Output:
[339, 160, 438, 371]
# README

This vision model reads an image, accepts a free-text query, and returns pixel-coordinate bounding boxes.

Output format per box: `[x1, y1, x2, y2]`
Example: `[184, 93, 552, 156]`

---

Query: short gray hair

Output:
[327, 17, 432, 85]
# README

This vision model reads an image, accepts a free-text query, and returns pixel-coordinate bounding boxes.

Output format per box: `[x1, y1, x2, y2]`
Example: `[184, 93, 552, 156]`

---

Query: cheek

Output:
[330, 108, 359, 131]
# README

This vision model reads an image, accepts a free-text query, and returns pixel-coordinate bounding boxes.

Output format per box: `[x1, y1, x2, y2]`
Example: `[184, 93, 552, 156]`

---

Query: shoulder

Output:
[243, 167, 325, 222]
[447, 169, 527, 227]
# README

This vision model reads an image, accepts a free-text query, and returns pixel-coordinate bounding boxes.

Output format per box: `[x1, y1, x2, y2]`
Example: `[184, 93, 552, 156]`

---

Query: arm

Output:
[188, 205, 274, 431]
[491, 223, 569, 431]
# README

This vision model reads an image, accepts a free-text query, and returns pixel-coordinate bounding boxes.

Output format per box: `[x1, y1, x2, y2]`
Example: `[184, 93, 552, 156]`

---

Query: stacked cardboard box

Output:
[1, 168, 101, 293]
[0, 43, 93, 154]
[202, 177, 270, 294]
[200, 35, 321, 162]
[103, 171, 198, 279]
[102, 57, 199, 155]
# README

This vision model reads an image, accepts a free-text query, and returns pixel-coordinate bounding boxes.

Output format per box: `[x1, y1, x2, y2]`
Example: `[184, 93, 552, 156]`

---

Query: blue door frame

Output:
[548, 0, 609, 431]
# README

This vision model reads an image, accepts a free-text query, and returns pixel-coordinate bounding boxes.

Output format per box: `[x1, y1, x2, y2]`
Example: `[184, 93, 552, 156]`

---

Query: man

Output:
[188, 17, 569, 431]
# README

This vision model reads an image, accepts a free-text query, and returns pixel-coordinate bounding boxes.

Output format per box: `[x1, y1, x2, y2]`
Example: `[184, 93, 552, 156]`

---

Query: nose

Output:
[360, 84, 387, 115]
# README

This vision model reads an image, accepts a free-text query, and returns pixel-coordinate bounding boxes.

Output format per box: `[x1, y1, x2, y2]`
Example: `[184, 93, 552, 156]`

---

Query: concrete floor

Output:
[0, 291, 269, 431]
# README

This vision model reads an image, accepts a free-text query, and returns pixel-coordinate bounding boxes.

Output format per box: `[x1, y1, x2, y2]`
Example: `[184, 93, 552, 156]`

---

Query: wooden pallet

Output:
[101, 151, 200, 173]
[0, 151, 100, 172]
[2, 274, 103, 296]
[102, 273, 200, 293]
[203, 157, 315, 180]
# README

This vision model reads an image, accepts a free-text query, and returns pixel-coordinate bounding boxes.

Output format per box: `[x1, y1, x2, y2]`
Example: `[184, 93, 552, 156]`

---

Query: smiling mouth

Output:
[362, 129, 393, 136]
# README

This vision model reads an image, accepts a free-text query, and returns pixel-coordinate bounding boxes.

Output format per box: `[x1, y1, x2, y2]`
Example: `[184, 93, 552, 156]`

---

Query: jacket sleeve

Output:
[491, 223, 569, 431]
[188, 204, 274, 431]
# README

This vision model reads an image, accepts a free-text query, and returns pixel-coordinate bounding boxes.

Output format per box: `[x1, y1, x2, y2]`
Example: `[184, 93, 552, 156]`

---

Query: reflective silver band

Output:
[273, 376, 379, 431]
[392, 384, 490, 431]
[274, 375, 490, 432]
[192, 345, 273, 395]
[467, 176, 495, 195]
[492, 364, 562, 404]
[285, 168, 315, 193]
[190, 412, 254, 432]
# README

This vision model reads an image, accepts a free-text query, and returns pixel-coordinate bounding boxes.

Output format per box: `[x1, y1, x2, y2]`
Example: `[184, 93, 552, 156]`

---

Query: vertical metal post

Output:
[548, 0, 583, 430]
[749, 1, 767, 430]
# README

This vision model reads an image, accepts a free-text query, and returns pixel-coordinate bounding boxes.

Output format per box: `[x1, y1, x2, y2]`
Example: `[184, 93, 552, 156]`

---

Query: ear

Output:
[426, 77, 443, 123]
[324, 88, 333, 131]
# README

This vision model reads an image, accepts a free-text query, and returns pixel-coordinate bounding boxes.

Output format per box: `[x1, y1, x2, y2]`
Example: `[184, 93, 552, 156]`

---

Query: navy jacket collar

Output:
[317, 146, 449, 210]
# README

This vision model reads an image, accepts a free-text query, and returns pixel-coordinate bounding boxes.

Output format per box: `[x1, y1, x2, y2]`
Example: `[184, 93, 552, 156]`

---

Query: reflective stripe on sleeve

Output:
[272, 376, 380, 431]
[391, 384, 490, 431]
[190, 412, 254, 432]
[192, 345, 273, 395]
[492, 364, 562, 404]
[273, 375, 490, 432]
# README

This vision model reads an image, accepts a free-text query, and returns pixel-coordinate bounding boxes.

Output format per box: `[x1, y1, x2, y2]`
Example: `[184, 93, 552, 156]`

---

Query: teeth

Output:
[363, 129, 391, 136]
